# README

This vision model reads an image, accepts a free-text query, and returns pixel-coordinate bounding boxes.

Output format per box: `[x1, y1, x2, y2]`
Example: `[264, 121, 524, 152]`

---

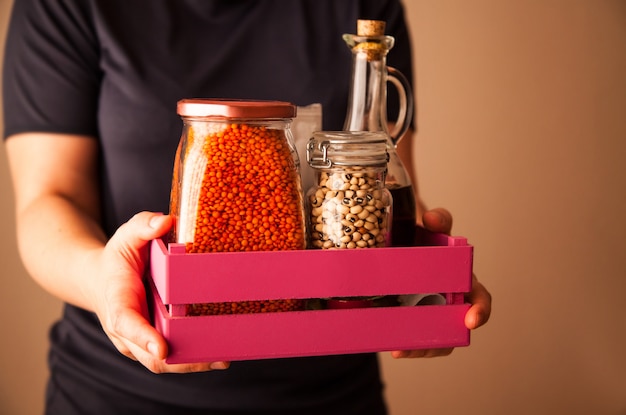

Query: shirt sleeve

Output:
[2, 0, 101, 139]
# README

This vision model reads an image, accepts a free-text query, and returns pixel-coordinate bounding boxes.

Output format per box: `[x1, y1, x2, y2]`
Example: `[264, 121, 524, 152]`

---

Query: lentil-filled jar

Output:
[169, 99, 307, 315]
[306, 131, 392, 250]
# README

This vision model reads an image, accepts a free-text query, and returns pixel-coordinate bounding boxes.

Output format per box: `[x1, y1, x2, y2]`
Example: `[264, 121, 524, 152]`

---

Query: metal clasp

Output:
[306, 140, 333, 169]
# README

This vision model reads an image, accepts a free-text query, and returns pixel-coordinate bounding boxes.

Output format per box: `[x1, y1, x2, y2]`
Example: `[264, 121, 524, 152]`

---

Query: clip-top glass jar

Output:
[169, 98, 307, 315]
[306, 131, 392, 250]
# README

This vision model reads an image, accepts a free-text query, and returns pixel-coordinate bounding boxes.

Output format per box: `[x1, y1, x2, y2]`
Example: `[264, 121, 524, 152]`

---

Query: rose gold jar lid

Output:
[177, 98, 297, 119]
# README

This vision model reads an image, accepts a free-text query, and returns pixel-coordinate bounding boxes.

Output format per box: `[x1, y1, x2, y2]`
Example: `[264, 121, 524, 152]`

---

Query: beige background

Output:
[1, 0, 625, 414]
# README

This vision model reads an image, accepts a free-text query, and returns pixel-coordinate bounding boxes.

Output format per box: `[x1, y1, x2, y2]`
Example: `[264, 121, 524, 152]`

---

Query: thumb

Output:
[109, 212, 173, 261]
[422, 207, 453, 235]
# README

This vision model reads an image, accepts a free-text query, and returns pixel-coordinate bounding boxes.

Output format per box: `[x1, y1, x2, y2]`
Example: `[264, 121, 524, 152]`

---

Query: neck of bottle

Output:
[343, 51, 389, 134]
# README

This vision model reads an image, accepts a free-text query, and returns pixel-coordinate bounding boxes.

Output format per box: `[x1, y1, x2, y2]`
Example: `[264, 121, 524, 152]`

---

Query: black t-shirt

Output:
[3, 0, 414, 412]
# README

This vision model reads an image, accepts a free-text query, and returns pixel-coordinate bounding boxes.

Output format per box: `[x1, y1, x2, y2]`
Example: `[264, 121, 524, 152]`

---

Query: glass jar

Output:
[306, 131, 392, 308]
[169, 98, 307, 315]
[306, 131, 392, 250]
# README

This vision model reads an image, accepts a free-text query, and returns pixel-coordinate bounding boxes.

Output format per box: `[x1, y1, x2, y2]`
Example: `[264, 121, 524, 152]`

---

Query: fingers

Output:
[103, 288, 231, 374]
[391, 210, 492, 360]
[390, 348, 454, 359]
[95, 211, 229, 373]
[464, 274, 492, 330]
[422, 207, 453, 235]
[121, 330, 230, 374]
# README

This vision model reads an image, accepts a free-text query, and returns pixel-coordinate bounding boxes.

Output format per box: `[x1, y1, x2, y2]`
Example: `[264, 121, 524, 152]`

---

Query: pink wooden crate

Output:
[148, 226, 473, 363]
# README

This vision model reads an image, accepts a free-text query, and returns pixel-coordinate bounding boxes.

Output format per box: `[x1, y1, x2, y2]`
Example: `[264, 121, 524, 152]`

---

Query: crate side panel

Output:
[154, 243, 473, 304]
[162, 305, 470, 363]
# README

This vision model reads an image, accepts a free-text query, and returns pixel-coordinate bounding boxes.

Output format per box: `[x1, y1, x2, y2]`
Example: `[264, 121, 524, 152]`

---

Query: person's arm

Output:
[392, 128, 493, 358]
[5, 132, 228, 373]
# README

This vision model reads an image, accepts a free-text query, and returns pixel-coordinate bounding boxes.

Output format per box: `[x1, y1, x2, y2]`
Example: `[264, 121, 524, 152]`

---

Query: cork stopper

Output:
[353, 20, 388, 60]
[357, 19, 386, 36]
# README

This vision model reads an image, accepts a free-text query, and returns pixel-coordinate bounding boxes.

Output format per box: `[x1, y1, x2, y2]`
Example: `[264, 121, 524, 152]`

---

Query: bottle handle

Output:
[386, 66, 414, 146]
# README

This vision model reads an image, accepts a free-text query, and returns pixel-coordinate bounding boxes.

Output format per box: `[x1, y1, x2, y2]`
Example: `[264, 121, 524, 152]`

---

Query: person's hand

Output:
[85, 211, 230, 373]
[390, 207, 492, 359]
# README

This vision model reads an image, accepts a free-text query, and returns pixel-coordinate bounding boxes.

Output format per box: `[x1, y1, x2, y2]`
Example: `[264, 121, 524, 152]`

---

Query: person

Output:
[2, 0, 491, 414]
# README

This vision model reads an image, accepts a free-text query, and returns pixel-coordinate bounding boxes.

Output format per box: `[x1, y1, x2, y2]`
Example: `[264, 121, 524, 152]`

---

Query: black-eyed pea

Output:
[354, 219, 365, 228]
[364, 205, 377, 213]
[345, 213, 358, 223]
[342, 197, 356, 207]
[375, 234, 385, 243]
[357, 209, 370, 220]
[312, 240, 323, 248]
[366, 214, 378, 223]
[356, 240, 368, 248]
[362, 233, 371, 240]
[350, 205, 363, 214]
[323, 240, 334, 249]
[363, 221, 375, 231]
[347, 241, 357, 249]
[340, 235, 351, 244]
[352, 231, 362, 241]
[343, 224, 356, 235]
[314, 223, 324, 233]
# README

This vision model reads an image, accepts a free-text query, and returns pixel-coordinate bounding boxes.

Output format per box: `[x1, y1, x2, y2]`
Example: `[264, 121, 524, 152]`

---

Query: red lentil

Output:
[173, 123, 305, 253]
